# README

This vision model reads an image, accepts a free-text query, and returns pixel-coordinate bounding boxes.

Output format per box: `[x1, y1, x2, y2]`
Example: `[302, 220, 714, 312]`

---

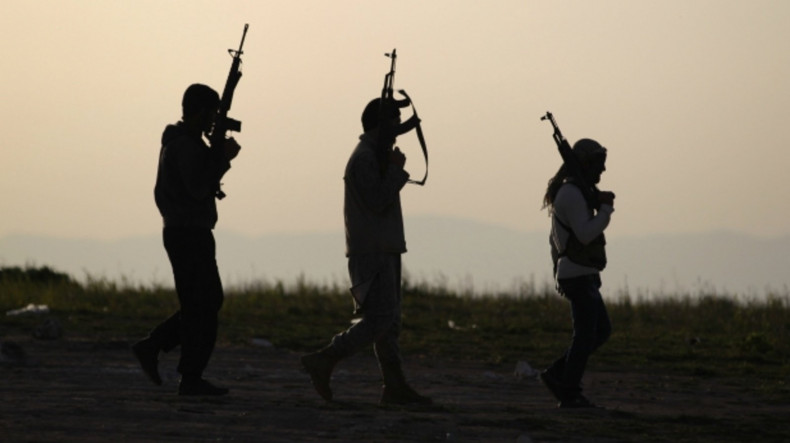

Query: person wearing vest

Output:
[540, 138, 615, 408]
[300, 98, 432, 406]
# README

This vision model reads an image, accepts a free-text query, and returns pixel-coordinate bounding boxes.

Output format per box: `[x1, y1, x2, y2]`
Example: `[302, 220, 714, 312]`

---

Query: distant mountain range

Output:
[1, 216, 788, 299]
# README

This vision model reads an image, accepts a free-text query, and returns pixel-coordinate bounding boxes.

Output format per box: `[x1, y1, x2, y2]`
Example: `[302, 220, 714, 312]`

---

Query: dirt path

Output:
[1, 336, 788, 442]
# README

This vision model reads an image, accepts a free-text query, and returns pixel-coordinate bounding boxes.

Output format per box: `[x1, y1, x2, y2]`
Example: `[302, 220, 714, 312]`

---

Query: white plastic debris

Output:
[6, 303, 50, 316]
[483, 371, 504, 380]
[447, 319, 477, 331]
[513, 360, 539, 379]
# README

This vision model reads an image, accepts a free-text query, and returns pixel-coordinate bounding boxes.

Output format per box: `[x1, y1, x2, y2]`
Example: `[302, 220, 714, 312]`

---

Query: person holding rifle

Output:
[540, 120, 615, 408]
[132, 83, 241, 396]
[133, 26, 246, 397]
[301, 51, 431, 406]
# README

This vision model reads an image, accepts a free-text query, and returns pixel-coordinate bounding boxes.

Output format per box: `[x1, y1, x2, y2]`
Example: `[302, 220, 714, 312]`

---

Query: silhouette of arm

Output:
[176, 140, 231, 201]
[348, 148, 409, 214]
[555, 184, 613, 245]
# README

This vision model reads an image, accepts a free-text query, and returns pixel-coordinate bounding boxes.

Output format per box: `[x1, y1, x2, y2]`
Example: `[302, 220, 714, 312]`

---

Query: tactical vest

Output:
[550, 183, 607, 274]
[551, 218, 607, 273]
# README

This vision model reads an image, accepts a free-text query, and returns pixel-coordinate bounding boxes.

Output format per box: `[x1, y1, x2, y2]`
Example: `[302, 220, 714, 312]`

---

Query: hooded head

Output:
[572, 138, 607, 184]
[572, 138, 606, 163]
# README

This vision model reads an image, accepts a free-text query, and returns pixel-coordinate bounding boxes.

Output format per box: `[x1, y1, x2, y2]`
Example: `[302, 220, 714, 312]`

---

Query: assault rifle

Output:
[540, 111, 599, 207]
[210, 24, 249, 200]
[381, 49, 398, 105]
[379, 49, 428, 186]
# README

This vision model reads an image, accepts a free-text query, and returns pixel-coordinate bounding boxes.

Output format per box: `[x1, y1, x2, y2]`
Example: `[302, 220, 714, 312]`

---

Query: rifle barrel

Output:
[237, 24, 249, 54]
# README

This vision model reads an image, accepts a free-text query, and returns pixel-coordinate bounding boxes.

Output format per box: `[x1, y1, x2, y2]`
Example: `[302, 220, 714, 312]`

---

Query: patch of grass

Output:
[2, 266, 789, 388]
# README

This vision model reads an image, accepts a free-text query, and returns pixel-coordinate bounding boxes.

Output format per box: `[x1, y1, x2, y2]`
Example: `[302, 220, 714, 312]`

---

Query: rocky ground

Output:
[1, 336, 788, 442]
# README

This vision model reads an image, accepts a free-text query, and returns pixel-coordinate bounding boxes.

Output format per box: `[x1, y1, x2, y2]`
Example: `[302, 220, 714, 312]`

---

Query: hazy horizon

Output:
[3, 215, 788, 300]
[3, 1, 790, 243]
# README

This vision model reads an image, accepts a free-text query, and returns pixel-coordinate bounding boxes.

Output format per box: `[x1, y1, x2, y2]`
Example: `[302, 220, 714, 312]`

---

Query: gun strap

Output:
[397, 90, 428, 186]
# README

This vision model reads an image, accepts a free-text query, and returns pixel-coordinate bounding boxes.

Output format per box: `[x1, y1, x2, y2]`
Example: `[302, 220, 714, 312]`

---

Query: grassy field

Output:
[2, 265, 788, 382]
[2, 266, 790, 441]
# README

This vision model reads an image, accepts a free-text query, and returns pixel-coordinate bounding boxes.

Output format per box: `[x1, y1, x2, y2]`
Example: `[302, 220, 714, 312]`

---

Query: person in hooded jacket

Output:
[540, 138, 615, 408]
[132, 83, 241, 396]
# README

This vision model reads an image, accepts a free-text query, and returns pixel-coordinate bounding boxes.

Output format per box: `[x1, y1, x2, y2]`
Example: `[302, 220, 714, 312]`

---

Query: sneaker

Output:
[380, 384, 433, 406]
[301, 352, 336, 402]
[559, 394, 600, 409]
[132, 338, 162, 386]
[178, 378, 229, 396]
[539, 370, 567, 402]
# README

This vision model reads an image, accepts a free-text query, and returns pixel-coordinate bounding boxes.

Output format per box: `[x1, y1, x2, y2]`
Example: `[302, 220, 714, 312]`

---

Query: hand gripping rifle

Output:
[380, 49, 429, 186]
[540, 111, 599, 207]
[210, 24, 249, 200]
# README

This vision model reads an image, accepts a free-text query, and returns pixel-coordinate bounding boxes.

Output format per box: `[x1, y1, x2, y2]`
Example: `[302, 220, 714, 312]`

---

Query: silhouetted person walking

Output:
[540, 138, 614, 408]
[133, 83, 240, 396]
[301, 98, 431, 406]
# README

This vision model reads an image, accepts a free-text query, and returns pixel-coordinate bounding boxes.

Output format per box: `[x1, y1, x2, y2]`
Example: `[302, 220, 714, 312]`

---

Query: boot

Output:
[379, 362, 432, 406]
[539, 369, 569, 402]
[178, 376, 229, 396]
[132, 337, 162, 386]
[301, 347, 341, 402]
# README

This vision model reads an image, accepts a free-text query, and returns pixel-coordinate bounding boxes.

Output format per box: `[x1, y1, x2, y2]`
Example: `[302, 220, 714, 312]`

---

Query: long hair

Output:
[542, 163, 569, 212]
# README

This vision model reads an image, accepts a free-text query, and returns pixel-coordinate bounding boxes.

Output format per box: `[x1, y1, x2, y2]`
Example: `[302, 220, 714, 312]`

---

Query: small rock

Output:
[33, 318, 63, 340]
[514, 360, 539, 379]
[0, 341, 27, 365]
[516, 433, 534, 443]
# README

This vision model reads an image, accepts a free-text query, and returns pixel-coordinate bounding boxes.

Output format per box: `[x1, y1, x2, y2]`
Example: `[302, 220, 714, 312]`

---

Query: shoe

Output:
[559, 394, 600, 409]
[132, 338, 162, 386]
[301, 351, 336, 402]
[539, 370, 567, 402]
[380, 384, 433, 406]
[379, 360, 433, 406]
[178, 378, 229, 396]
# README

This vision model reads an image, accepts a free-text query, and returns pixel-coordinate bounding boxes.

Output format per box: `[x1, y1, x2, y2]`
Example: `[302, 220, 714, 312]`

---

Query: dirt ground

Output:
[1, 336, 788, 442]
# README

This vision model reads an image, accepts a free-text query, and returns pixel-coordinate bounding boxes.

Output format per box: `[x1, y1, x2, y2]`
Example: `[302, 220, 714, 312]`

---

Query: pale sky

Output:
[3, 1, 789, 242]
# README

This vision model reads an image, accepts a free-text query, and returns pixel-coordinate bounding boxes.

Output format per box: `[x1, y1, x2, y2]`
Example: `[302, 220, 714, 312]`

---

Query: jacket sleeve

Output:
[555, 184, 613, 245]
[174, 139, 231, 201]
[347, 150, 409, 214]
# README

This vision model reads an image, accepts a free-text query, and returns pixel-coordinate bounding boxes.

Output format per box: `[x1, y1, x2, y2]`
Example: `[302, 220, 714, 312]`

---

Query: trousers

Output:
[149, 227, 224, 377]
[548, 274, 611, 395]
[329, 253, 403, 368]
